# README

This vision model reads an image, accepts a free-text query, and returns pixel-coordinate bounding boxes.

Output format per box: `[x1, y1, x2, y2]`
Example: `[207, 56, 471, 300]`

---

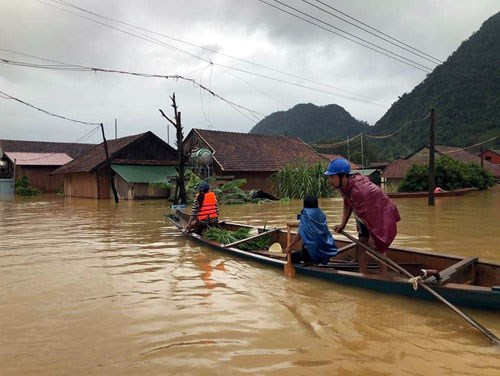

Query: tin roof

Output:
[4, 152, 73, 166]
[0, 139, 93, 158]
[111, 164, 177, 183]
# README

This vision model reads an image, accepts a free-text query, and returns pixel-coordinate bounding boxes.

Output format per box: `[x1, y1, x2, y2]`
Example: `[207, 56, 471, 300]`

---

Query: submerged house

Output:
[0, 139, 94, 193]
[183, 129, 328, 192]
[53, 131, 178, 199]
[382, 145, 500, 187]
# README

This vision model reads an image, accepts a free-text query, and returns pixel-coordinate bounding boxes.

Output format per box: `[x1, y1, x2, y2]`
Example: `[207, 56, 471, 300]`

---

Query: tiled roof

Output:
[53, 133, 149, 174]
[4, 152, 72, 166]
[0, 139, 93, 158]
[382, 159, 419, 179]
[320, 153, 360, 169]
[190, 129, 326, 172]
[435, 145, 500, 177]
[384, 145, 500, 179]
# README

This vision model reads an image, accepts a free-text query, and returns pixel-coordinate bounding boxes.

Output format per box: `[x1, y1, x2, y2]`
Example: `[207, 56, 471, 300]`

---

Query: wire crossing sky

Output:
[1, 0, 499, 143]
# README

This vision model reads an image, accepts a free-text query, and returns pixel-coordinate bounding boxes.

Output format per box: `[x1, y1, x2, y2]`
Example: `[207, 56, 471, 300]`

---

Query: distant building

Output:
[53, 131, 178, 199]
[0, 139, 94, 193]
[479, 149, 500, 166]
[319, 153, 360, 170]
[183, 129, 328, 192]
[382, 145, 500, 187]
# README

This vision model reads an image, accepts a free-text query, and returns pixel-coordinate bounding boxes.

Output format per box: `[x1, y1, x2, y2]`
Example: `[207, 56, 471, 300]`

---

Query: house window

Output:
[485, 156, 492, 162]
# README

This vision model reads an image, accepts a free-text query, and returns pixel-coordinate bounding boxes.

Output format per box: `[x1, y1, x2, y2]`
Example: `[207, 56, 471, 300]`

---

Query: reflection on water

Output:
[1, 187, 499, 375]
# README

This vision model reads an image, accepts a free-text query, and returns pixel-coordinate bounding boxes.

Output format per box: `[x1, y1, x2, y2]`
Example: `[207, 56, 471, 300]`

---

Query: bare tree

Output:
[159, 93, 188, 205]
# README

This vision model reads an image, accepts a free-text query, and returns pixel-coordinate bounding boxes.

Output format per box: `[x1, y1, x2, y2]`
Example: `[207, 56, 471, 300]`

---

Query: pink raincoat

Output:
[341, 174, 401, 252]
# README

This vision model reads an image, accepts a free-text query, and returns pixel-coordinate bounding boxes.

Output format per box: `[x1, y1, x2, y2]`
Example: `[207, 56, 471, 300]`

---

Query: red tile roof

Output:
[382, 159, 420, 179]
[320, 153, 360, 169]
[189, 129, 327, 172]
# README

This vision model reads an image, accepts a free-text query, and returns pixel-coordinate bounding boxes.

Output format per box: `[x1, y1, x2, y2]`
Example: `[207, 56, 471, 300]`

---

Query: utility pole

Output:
[360, 132, 364, 168]
[480, 145, 484, 167]
[101, 123, 119, 203]
[347, 136, 350, 161]
[428, 109, 435, 206]
[114, 118, 117, 139]
[159, 93, 188, 205]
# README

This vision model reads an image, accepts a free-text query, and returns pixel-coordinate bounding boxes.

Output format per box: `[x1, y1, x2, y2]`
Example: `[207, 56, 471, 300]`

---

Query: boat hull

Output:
[166, 211, 500, 310]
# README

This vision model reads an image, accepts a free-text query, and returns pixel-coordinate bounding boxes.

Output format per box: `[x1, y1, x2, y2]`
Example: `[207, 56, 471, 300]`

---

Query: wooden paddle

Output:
[284, 224, 295, 278]
[340, 230, 500, 345]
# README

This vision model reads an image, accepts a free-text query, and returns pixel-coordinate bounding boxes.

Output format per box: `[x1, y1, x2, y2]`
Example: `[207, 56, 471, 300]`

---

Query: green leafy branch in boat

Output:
[203, 227, 271, 250]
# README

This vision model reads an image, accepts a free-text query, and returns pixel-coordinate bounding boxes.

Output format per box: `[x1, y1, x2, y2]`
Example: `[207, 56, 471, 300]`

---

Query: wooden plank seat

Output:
[424, 257, 478, 285]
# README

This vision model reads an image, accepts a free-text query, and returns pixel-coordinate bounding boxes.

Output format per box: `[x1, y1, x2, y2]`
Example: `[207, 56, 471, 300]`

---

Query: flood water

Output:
[1, 186, 499, 375]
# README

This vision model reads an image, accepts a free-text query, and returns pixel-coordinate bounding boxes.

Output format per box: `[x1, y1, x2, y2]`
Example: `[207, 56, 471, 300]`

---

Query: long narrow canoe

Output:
[166, 210, 500, 310]
[387, 188, 478, 198]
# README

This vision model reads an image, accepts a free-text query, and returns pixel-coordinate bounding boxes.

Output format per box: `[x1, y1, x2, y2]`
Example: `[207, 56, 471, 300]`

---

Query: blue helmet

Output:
[198, 181, 210, 192]
[324, 158, 351, 176]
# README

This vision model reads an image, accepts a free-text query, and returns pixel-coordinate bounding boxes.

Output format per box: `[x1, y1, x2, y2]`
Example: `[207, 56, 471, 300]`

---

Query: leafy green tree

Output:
[398, 155, 495, 192]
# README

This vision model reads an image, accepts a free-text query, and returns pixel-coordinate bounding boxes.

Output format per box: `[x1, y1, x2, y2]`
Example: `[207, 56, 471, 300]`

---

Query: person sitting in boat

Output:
[325, 158, 400, 276]
[183, 181, 219, 234]
[284, 195, 338, 266]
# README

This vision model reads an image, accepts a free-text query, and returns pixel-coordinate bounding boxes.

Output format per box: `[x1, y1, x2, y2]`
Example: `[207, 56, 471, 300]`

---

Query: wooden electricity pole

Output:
[159, 94, 188, 205]
[428, 109, 435, 206]
[101, 123, 119, 203]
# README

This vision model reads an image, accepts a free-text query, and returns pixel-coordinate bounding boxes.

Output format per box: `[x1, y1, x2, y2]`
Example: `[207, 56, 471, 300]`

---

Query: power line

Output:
[10, 126, 100, 162]
[311, 0, 443, 64]
[0, 55, 265, 119]
[365, 112, 431, 139]
[312, 133, 361, 148]
[259, 0, 433, 73]
[0, 88, 101, 126]
[34, 0, 391, 108]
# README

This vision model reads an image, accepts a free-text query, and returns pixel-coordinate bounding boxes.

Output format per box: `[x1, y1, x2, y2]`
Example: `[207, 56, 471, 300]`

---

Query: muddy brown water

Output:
[1, 187, 499, 375]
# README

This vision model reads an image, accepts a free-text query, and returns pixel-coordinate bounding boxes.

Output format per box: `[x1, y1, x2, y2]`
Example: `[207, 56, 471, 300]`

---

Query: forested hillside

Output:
[249, 11, 500, 162]
[371, 11, 500, 158]
[249, 103, 370, 143]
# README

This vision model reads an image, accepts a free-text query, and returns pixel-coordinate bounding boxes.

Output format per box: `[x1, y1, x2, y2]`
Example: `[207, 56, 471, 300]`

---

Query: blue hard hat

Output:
[198, 181, 210, 192]
[324, 158, 351, 176]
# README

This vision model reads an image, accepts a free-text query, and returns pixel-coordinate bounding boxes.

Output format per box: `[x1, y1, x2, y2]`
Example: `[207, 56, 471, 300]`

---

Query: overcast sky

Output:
[1, 0, 499, 145]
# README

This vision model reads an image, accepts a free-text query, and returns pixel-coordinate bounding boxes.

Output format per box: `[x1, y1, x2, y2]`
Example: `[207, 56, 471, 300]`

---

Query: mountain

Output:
[249, 12, 500, 161]
[249, 103, 370, 143]
[372, 11, 500, 158]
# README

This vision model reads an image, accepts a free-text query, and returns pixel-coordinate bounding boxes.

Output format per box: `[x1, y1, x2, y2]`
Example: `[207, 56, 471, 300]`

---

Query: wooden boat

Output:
[387, 187, 478, 198]
[166, 210, 500, 310]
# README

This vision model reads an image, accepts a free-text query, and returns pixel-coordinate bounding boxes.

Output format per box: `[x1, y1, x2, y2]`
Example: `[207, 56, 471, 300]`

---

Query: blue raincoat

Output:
[298, 208, 338, 265]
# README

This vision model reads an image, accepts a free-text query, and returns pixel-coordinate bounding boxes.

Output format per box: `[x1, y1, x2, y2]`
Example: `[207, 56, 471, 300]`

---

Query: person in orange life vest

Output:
[184, 181, 219, 234]
[325, 158, 401, 276]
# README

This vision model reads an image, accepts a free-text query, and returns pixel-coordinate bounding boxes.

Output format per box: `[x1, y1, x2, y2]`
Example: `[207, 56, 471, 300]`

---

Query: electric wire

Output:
[0, 55, 265, 119]
[11, 126, 101, 162]
[440, 136, 498, 154]
[0, 53, 387, 109]
[0, 89, 101, 126]
[312, 0, 444, 64]
[35, 0, 391, 108]
[259, 0, 433, 73]
[364, 112, 431, 139]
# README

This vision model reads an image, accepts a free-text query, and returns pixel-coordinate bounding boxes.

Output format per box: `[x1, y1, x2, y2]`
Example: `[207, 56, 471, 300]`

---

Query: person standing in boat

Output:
[183, 181, 219, 234]
[325, 158, 401, 276]
[284, 195, 338, 265]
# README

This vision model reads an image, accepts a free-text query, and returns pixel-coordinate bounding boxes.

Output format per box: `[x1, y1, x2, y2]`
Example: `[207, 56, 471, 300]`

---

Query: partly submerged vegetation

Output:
[15, 176, 40, 196]
[398, 155, 495, 192]
[271, 159, 332, 199]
